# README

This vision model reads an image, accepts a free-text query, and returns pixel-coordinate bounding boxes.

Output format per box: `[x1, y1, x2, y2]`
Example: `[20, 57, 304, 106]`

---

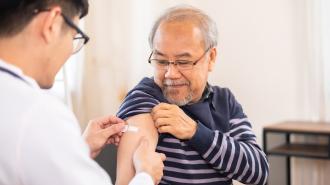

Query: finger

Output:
[152, 103, 172, 114]
[107, 135, 118, 142]
[115, 135, 120, 143]
[102, 122, 125, 138]
[108, 116, 125, 124]
[159, 153, 166, 161]
[87, 115, 114, 129]
[157, 125, 172, 134]
[117, 132, 123, 137]
[151, 109, 171, 120]
[107, 137, 115, 144]
[154, 118, 171, 128]
[108, 136, 121, 146]
[96, 115, 125, 129]
[96, 115, 117, 127]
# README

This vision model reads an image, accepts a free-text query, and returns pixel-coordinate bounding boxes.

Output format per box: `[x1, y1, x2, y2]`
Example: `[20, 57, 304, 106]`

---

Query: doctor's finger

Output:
[114, 135, 121, 143]
[107, 116, 125, 125]
[107, 137, 115, 144]
[102, 122, 125, 138]
[101, 116, 125, 128]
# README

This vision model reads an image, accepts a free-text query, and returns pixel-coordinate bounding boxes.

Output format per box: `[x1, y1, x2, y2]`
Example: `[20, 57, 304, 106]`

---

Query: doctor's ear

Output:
[38, 6, 63, 44]
[208, 47, 217, 72]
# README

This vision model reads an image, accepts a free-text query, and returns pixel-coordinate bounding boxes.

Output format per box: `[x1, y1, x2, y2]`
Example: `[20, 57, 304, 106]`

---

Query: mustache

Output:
[163, 80, 190, 86]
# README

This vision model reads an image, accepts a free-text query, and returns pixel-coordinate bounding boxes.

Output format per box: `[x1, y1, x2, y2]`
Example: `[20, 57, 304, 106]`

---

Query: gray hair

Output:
[148, 5, 218, 50]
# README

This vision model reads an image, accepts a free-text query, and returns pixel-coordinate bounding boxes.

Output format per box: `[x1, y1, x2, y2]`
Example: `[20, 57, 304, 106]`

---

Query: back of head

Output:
[0, 0, 89, 38]
[149, 5, 218, 50]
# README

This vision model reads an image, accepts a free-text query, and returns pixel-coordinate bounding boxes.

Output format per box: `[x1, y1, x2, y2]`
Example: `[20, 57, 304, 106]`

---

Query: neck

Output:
[0, 35, 44, 82]
[191, 83, 208, 103]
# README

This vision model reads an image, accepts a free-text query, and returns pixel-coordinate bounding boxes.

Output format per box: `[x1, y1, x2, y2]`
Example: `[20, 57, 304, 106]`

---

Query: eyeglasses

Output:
[33, 9, 89, 54]
[60, 13, 89, 54]
[148, 47, 211, 71]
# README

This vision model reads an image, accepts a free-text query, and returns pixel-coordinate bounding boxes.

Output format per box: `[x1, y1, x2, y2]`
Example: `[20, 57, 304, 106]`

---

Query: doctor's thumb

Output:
[103, 122, 125, 137]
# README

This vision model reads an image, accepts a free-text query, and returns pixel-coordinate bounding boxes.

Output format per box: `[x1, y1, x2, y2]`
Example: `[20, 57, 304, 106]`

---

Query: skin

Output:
[83, 115, 125, 158]
[116, 114, 161, 185]
[151, 21, 217, 139]
[153, 21, 216, 105]
[116, 20, 217, 184]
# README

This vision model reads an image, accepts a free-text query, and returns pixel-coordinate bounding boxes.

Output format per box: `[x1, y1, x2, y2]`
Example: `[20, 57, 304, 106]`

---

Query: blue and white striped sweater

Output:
[117, 77, 269, 185]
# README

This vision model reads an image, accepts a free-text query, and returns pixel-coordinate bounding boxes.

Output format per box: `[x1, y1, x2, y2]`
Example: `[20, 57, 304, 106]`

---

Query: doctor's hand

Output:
[83, 115, 125, 158]
[133, 137, 166, 185]
[151, 103, 197, 140]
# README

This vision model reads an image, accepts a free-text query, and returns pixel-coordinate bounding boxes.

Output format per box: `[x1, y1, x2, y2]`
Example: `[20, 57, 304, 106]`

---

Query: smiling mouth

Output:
[165, 84, 188, 88]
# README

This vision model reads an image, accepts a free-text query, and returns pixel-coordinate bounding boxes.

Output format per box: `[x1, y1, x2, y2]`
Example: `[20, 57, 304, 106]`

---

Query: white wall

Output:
[80, 0, 328, 184]
[97, 0, 311, 140]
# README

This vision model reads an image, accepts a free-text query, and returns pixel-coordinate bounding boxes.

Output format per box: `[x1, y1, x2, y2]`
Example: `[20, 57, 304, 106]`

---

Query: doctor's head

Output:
[0, 0, 89, 89]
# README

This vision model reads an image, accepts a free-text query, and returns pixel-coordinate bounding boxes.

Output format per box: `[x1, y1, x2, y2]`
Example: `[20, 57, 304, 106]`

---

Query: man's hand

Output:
[151, 103, 197, 140]
[83, 115, 125, 158]
[133, 137, 166, 184]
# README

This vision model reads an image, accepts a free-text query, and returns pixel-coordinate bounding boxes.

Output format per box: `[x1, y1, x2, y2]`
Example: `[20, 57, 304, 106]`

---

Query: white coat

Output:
[0, 59, 153, 185]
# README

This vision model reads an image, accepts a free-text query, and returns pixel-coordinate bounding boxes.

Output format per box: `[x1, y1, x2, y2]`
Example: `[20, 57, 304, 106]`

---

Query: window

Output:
[320, 0, 330, 120]
[47, 21, 86, 109]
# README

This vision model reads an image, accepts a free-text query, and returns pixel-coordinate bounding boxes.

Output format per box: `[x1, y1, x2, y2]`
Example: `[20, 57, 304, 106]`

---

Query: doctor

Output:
[0, 0, 165, 185]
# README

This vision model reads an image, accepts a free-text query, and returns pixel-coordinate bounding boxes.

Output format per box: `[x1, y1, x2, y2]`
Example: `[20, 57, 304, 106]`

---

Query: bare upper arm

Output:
[115, 113, 158, 185]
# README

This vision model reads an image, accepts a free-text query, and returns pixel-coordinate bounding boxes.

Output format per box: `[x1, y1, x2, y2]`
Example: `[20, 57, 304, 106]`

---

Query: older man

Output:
[116, 5, 269, 185]
[0, 0, 165, 185]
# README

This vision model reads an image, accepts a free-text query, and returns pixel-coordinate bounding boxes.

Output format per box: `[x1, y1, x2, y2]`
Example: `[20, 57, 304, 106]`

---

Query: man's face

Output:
[152, 21, 216, 105]
[41, 15, 79, 89]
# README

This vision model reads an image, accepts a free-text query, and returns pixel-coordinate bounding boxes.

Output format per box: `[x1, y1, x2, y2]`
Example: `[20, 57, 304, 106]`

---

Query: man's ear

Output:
[40, 6, 63, 44]
[208, 47, 217, 72]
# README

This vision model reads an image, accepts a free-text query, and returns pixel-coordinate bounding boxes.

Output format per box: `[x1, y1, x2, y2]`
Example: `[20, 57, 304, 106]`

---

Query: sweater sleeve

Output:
[117, 89, 160, 119]
[187, 90, 269, 185]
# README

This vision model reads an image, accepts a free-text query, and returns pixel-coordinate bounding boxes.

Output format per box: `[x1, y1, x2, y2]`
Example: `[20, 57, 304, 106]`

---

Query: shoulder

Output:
[210, 85, 235, 104]
[210, 85, 243, 115]
[7, 81, 81, 135]
[30, 92, 80, 132]
[127, 77, 166, 101]
[0, 76, 79, 131]
[117, 77, 166, 119]
[211, 85, 234, 97]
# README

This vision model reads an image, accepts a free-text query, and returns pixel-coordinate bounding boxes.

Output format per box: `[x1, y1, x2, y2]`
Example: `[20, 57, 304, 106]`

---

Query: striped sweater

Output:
[117, 77, 269, 185]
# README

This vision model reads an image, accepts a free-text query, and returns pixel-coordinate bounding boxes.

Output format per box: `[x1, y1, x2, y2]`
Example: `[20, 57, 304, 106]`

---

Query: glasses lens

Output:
[72, 36, 85, 54]
[176, 61, 194, 70]
[150, 59, 167, 70]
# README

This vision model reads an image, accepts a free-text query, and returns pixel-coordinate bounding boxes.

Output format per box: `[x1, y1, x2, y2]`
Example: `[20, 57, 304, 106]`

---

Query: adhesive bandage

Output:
[121, 125, 139, 133]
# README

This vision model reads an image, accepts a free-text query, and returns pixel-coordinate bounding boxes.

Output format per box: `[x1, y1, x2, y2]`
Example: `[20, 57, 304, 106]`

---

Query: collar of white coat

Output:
[0, 59, 40, 89]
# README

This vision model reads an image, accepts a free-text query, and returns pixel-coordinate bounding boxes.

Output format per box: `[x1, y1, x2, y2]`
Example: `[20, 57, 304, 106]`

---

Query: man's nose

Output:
[164, 63, 181, 78]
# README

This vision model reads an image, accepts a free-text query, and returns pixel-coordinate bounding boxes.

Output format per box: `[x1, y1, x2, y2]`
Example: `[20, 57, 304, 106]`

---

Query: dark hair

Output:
[0, 0, 89, 37]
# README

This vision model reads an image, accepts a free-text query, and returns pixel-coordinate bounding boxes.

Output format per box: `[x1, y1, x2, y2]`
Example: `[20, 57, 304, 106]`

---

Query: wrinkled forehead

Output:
[153, 21, 206, 55]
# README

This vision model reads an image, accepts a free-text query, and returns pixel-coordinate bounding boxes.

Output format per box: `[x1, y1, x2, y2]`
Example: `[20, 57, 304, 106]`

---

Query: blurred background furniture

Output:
[263, 121, 330, 185]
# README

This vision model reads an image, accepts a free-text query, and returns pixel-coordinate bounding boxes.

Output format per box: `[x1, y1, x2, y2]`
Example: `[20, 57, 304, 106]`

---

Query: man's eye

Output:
[156, 60, 169, 65]
[176, 60, 192, 66]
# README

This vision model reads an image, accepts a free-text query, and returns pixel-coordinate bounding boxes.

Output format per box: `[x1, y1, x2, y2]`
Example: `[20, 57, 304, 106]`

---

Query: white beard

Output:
[163, 87, 193, 106]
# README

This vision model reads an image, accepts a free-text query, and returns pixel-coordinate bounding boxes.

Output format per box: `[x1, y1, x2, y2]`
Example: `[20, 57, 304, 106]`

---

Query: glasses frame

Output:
[33, 9, 90, 54]
[148, 47, 211, 71]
